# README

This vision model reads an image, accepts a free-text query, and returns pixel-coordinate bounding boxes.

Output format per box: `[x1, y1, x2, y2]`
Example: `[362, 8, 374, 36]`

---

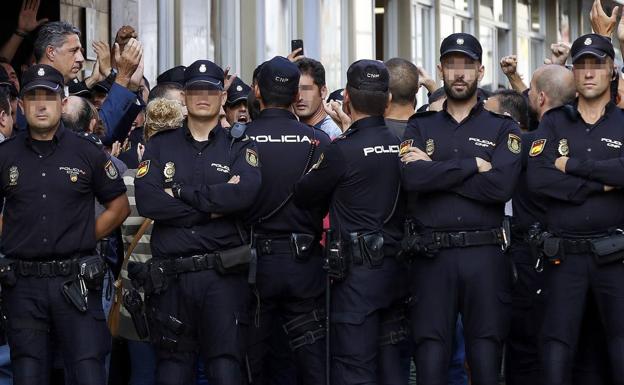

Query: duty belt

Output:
[155, 253, 218, 275]
[431, 229, 504, 249]
[256, 238, 292, 256]
[560, 238, 593, 254]
[15, 259, 81, 278]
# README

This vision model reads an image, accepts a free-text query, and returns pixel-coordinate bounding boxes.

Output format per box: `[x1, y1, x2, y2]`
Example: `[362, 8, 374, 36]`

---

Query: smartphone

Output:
[291, 39, 304, 57]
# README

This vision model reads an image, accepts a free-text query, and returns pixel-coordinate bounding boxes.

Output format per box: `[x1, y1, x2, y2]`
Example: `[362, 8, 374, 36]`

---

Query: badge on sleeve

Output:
[399, 139, 413, 156]
[529, 139, 546, 157]
[425, 139, 435, 156]
[104, 160, 119, 180]
[558, 139, 569, 156]
[507, 134, 521, 154]
[163, 162, 175, 182]
[8, 166, 18, 186]
[246, 149, 259, 167]
[136, 160, 150, 179]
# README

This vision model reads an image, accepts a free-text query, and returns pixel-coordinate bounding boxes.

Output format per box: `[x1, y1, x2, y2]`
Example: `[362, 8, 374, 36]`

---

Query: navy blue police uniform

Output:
[294, 59, 408, 385]
[132, 60, 262, 385]
[401, 33, 522, 385]
[0, 64, 127, 385]
[243, 56, 330, 385]
[527, 34, 624, 385]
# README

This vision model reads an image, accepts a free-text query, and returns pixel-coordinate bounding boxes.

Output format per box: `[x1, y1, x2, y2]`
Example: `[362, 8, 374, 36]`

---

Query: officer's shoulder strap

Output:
[486, 110, 516, 121]
[333, 127, 356, 141]
[0, 135, 16, 146]
[76, 131, 104, 148]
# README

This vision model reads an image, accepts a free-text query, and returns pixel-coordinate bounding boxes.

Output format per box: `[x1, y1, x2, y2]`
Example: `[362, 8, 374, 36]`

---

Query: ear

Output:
[387, 92, 393, 108]
[88, 117, 97, 133]
[320, 85, 328, 99]
[477, 64, 485, 83]
[436, 63, 443, 79]
[61, 97, 68, 108]
[254, 84, 261, 100]
[538, 91, 546, 107]
[0, 111, 7, 127]
[221, 90, 227, 107]
[45, 45, 55, 62]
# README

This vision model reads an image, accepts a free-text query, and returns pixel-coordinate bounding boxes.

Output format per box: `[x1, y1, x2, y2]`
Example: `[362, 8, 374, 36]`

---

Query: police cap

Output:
[347, 60, 389, 92]
[157, 66, 186, 86]
[440, 33, 482, 62]
[21, 64, 64, 95]
[184, 60, 224, 89]
[257, 56, 300, 96]
[68, 78, 91, 97]
[571, 33, 615, 63]
[226, 77, 251, 105]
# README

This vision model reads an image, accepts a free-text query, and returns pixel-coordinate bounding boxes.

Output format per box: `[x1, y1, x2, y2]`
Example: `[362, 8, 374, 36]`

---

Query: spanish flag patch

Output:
[529, 139, 546, 157]
[136, 160, 150, 178]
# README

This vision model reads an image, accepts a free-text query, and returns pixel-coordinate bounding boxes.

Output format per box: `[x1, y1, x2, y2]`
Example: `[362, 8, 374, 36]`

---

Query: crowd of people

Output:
[1, 0, 624, 385]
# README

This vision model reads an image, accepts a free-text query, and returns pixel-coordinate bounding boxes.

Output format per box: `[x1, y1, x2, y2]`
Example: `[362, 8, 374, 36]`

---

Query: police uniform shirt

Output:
[134, 121, 261, 257]
[293, 116, 401, 242]
[527, 102, 624, 237]
[245, 108, 330, 236]
[402, 101, 522, 231]
[0, 123, 127, 259]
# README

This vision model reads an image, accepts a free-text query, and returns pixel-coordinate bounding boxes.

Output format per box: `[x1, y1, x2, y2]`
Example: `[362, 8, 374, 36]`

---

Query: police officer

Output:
[224, 77, 251, 125]
[400, 33, 522, 385]
[294, 59, 407, 385]
[243, 56, 330, 385]
[0, 64, 129, 385]
[133, 59, 262, 385]
[527, 34, 624, 385]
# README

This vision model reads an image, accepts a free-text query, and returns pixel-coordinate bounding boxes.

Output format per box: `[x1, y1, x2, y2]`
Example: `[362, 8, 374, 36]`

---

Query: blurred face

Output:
[51, 34, 84, 81]
[573, 56, 612, 100]
[295, 74, 324, 119]
[92, 90, 107, 110]
[184, 85, 226, 119]
[1, 63, 19, 92]
[0, 102, 13, 138]
[225, 100, 250, 125]
[438, 54, 483, 101]
[23, 89, 63, 133]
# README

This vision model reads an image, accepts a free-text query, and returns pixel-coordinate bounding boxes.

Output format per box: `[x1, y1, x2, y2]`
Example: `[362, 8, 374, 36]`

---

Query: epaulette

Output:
[333, 127, 356, 141]
[486, 109, 516, 121]
[0, 136, 15, 146]
[77, 132, 103, 148]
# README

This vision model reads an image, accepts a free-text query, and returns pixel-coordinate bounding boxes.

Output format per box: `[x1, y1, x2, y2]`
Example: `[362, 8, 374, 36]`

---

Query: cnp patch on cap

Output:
[21, 64, 64, 95]
[347, 60, 389, 92]
[257, 56, 300, 97]
[571, 33, 614, 63]
[440, 33, 482, 61]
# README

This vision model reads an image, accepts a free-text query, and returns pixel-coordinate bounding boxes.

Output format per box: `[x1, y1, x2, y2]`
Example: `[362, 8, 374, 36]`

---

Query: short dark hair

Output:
[62, 97, 96, 133]
[296, 58, 326, 87]
[34, 22, 81, 62]
[346, 85, 389, 116]
[0, 88, 10, 116]
[385, 58, 419, 105]
[492, 89, 528, 130]
[148, 83, 183, 102]
[259, 87, 297, 108]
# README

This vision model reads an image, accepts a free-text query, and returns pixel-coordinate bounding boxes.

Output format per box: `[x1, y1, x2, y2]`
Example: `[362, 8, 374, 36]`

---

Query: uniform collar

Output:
[258, 107, 298, 120]
[441, 99, 484, 122]
[348, 115, 386, 132]
[25, 121, 66, 146]
[569, 99, 616, 121]
[182, 119, 222, 142]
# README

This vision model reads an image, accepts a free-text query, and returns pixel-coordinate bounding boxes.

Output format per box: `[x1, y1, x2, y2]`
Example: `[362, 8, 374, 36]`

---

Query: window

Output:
[440, 0, 473, 40]
[516, 0, 544, 80]
[180, 0, 216, 65]
[479, 0, 510, 91]
[412, 0, 435, 107]
[321, 0, 344, 91]
[264, 0, 293, 60]
[480, 0, 505, 23]
[138, 0, 158, 85]
[354, 0, 375, 60]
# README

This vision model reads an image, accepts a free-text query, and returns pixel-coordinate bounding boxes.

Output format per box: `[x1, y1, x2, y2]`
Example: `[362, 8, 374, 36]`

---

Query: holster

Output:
[359, 233, 384, 268]
[127, 261, 167, 296]
[215, 244, 253, 275]
[591, 233, 624, 265]
[290, 233, 316, 262]
[326, 238, 348, 281]
[542, 236, 564, 265]
[62, 279, 88, 313]
[0, 259, 16, 288]
[123, 288, 150, 339]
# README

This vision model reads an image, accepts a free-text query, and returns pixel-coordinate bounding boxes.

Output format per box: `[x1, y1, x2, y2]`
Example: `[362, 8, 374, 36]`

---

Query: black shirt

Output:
[0, 123, 127, 260]
[294, 116, 401, 242]
[245, 108, 330, 237]
[527, 102, 624, 237]
[134, 121, 261, 257]
[402, 101, 522, 231]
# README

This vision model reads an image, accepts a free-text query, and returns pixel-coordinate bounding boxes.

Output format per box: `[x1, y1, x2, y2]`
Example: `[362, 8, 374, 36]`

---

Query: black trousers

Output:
[146, 269, 249, 385]
[541, 252, 624, 385]
[248, 252, 326, 385]
[409, 245, 512, 385]
[2, 275, 110, 385]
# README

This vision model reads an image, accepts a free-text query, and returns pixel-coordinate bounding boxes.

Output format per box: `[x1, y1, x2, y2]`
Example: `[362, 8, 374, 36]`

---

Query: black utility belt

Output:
[0, 254, 101, 278]
[326, 231, 385, 281]
[255, 233, 318, 261]
[542, 232, 624, 265]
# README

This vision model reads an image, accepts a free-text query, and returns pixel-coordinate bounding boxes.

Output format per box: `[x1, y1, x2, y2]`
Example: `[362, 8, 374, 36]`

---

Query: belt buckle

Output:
[39, 262, 53, 278]
[260, 240, 272, 255]
[450, 232, 466, 247]
[191, 255, 204, 270]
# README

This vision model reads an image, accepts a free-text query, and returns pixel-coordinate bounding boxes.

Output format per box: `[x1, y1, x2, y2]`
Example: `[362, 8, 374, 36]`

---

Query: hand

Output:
[590, 0, 619, 37]
[228, 175, 240, 184]
[417, 66, 437, 92]
[128, 49, 144, 92]
[323, 101, 351, 132]
[137, 143, 145, 162]
[92, 41, 112, 77]
[85, 59, 103, 88]
[400, 147, 431, 163]
[224, 67, 238, 92]
[164, 188, 173, 197]
[500, 55, 519, 77]
[287, 48, 304, 63]
[475, 157, 492, 173]
[114, 38, 142, 88]
[555, 156, 569, 173]
[110, 141, 121, 158]
[17, 0, 49, 33]
[544, 43, 570, 66]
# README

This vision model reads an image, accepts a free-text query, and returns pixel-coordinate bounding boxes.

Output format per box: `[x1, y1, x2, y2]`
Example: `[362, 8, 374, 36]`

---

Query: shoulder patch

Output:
[136, 160, 150, 178]
[245, 148, 259, 167]
[104, 159, 119, 180]
[508, 133, 521, 154]
[529, 139, 546, 157]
